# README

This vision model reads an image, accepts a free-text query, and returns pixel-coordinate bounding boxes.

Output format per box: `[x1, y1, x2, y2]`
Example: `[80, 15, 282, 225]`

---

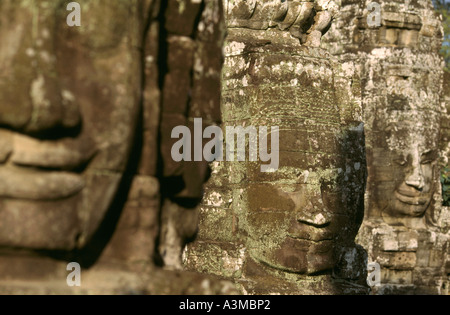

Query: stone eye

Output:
[420, 159, 432, 165]
[394, 157, 407, 166]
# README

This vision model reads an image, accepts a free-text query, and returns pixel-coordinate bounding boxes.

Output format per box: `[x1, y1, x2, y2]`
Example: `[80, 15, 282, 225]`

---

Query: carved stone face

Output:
[247, 145, 367, 274]
[247, 166, 353, 274]
[0, 1, 142, 250]
[372, 119, 438, 221]
[237, 50, 366, 274]
[387, 129, 436, 218]
[369, 64, 441, 225]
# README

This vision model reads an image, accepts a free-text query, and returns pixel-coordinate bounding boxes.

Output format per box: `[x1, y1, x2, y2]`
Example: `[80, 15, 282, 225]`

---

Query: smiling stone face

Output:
[366, 62, 442, 228]
[0, 0, 142, 250]
[371, 111, 439, 226]
[246, 168, 344, 274]
[246, 145, 366, 275]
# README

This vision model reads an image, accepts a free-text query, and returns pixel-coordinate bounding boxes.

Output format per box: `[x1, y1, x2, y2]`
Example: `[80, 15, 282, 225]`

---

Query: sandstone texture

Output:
[0, 0, 448, 296]
[322, 0, 449, 294]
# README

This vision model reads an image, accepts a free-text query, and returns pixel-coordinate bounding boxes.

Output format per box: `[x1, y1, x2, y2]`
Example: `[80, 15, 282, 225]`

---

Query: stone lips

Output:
[0, 167, 84, 200]
[0, 132, 96, 200]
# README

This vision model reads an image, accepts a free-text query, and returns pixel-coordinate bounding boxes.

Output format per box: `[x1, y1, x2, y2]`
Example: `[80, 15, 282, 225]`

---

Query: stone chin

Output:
[249, 237, 335, 275]
[377, 196, 432, 228]
[380, 181, 435, 220]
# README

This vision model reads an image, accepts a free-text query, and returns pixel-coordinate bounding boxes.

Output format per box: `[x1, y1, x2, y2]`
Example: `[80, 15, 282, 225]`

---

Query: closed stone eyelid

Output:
[394, 157, 407, 165]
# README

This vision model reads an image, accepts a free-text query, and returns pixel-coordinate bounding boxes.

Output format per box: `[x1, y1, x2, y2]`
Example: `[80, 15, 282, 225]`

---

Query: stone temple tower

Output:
[322, 0, 450, 294]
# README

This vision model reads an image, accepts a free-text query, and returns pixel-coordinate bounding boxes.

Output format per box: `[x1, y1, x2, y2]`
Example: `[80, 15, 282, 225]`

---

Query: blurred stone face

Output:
[0, 0, 142, 250]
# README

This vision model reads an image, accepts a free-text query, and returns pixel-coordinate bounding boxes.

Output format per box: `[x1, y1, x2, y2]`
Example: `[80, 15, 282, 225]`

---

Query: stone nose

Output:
[296, 194, 332, 227]
[0, 10, 81, 135]
[0, 70, 81, 135]
[405, 152, 424, 190]
[405, 171, 424, 190]
[297, 207, 332, 227]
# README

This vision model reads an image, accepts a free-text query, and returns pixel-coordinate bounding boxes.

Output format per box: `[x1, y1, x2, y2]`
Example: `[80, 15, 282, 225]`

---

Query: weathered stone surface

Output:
[184, 0, 368, 295]
[1, 0, 448, 296]
[0, 259, 238, 295]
